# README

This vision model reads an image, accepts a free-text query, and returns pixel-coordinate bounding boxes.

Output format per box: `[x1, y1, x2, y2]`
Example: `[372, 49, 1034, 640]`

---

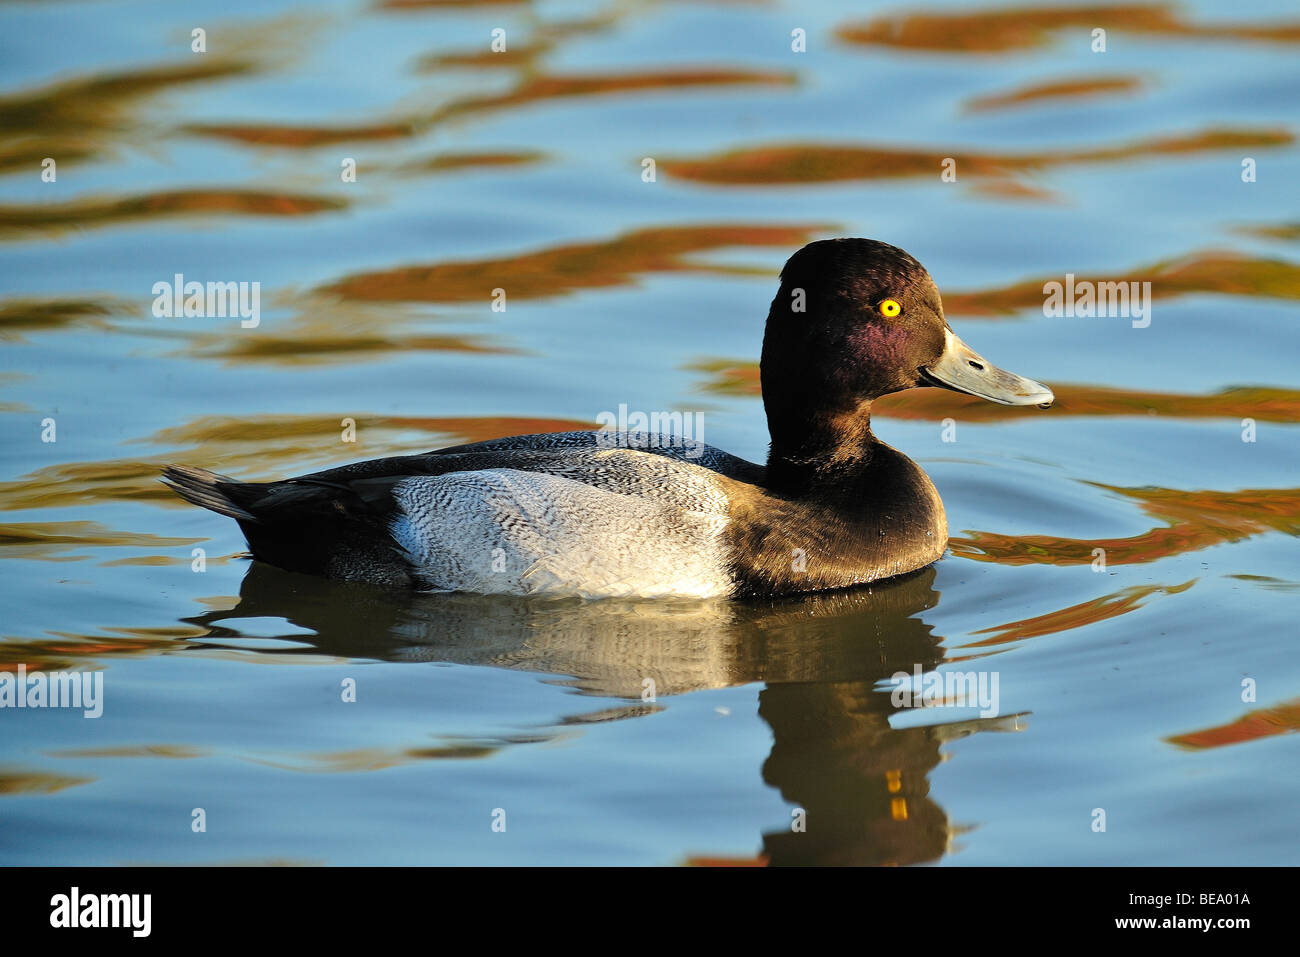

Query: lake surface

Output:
[1, 0, 1297, 866]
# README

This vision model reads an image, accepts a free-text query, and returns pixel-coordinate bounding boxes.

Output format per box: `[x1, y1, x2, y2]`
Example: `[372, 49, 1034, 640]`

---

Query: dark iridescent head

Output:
[760, 238, 1053, 421]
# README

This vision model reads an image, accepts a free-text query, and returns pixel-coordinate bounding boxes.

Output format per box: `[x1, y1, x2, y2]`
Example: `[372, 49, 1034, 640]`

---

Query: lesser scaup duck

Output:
[164, 239, 1052, 598]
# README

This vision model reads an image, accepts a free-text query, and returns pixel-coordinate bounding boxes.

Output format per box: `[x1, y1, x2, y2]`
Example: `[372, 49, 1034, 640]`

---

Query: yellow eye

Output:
[879, 299, 902, 318]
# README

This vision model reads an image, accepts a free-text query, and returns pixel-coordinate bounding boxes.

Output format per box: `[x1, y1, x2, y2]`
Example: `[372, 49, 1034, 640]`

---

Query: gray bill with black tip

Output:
[920, 329, 1054, 407]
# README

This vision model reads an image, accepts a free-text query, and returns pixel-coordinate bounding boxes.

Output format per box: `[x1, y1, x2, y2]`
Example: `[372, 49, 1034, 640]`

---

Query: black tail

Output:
[160, 465, 260, 522]
[161, 464, 414, 586]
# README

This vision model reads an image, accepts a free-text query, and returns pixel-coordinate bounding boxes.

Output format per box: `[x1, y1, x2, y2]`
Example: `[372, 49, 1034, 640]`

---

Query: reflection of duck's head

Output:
[761, 239, 1053, 482]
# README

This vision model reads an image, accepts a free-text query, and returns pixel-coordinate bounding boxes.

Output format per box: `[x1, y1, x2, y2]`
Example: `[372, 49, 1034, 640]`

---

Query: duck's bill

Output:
[920, 329, 1054, 407]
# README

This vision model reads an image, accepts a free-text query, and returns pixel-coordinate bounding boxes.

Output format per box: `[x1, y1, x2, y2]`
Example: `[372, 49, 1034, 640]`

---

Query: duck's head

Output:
[761, 238, 1054, 426]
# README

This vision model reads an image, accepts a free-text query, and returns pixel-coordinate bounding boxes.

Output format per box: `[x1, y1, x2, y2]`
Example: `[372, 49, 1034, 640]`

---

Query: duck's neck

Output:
[764, 396, 880, 496]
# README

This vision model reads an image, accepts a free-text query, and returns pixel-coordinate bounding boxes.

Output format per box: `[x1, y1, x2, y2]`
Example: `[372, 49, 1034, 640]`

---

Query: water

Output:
[1, 0, 1297, 865]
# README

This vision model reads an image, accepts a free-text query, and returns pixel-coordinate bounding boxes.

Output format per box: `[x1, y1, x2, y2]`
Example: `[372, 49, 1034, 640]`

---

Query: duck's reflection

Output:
[192, 562, 1017, 865]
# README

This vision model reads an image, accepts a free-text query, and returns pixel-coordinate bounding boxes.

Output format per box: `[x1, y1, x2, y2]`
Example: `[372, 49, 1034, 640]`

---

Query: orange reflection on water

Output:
[416, 13, 611, 71]
[966, 581, 1194, 646]
[943, 250, 1300, 315]
[49, 745, 207, 760]
[398, 151, 544, 174]
[0, 60, 253, 174]
[0, 189, 346, 239]
[0, 298, 126, 342]
[691, 360, 1300, 425]
[660, 128, 1291, 186]
[147, 413, 592, 455]
[430, 68, 796, 126]
[192, 63, 797, 150]
[183, 121, 416, 148]
[836, 4, 1300, 54]
[324, 223, 828, 303]
[0, 768, 93, 796]
[965, 75, 1143, 112]
[877, 384, 1300, 423]
[0, 521, 198, 561]
[179, 295, 520, 365]
[953, 487, 1300, 567]
[0, 414, 595, 513]
[1236, 222, 1300, 241]
[245, 741, 510, 773]
[1167, 699, 1300, 750]
[0, 627, 203, 672]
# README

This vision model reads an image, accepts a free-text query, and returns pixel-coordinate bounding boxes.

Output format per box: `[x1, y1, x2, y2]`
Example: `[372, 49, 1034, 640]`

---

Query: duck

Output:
[163, 238, 1053, 599]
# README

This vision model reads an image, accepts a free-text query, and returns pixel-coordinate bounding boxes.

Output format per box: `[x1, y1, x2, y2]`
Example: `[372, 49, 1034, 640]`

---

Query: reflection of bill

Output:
[887, 665, 1000, 718]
